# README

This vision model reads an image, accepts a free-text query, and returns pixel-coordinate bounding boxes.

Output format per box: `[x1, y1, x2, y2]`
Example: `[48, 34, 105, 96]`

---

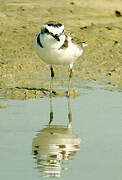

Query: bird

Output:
[34, 21, 87, 96]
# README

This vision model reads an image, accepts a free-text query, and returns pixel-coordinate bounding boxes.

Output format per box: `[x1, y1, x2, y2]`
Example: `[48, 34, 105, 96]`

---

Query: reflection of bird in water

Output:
[32, 125, 81, 178]
[32, 88, 81, 178]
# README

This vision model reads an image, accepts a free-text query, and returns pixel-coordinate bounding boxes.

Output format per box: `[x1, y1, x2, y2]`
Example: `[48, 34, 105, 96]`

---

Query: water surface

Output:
[0, 87, 122, 180]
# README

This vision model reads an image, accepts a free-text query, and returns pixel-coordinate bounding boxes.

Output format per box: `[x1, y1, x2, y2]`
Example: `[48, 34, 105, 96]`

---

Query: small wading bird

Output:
[34, 21, 87, 96]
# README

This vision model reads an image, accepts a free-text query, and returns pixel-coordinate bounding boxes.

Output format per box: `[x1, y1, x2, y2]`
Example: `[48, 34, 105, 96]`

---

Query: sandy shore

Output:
[0, 0, 122, 98]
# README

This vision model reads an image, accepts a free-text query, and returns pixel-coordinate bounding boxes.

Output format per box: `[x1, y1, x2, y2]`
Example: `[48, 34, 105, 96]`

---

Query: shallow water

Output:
[0, 87, 122, 180]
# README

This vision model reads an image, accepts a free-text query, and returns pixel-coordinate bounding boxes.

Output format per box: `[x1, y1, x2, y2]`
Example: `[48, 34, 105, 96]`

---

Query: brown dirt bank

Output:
[0, 0, 122, 98]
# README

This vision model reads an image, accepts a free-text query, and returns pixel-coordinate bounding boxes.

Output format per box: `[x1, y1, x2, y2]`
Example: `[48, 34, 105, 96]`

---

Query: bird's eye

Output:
[44, 28, 49, 34]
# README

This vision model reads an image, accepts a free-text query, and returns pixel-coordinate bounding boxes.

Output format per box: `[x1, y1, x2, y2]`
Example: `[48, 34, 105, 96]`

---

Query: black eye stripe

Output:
[41, 27, 64, 42]
[42, 26, 64, 36]
[43, 28, 62, 36]
[44, 28, 49, 34]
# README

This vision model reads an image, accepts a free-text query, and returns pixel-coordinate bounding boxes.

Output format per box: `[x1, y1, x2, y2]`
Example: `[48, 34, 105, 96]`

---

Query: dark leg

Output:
[69, 68, 73, 79]
[50, 65, 55, 96]
[67, 95, 72, 128]
[67, 64, 73, 127]
[68, 64, 73, 97]
[49, 65, 54, 125]
[48, 94, 53, 125]
[50, 65, 55, 79]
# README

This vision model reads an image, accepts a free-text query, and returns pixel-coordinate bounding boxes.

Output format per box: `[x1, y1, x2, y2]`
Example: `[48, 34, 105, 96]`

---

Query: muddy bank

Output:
[0, 0, 122, 98]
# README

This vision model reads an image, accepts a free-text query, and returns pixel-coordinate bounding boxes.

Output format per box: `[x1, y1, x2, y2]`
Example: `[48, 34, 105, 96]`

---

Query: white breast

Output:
[34, 34, 83, 65]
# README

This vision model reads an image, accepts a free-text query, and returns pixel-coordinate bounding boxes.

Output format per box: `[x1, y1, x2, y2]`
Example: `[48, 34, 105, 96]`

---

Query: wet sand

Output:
[0, 0, 122, 98]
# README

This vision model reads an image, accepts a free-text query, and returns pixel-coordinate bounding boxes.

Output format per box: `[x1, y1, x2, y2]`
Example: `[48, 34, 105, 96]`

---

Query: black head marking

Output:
[37, 33, 43, 48]
[41, 27, 49, 34]
[47, 21, 63, 28]
[42, 27, 60, 42]
[41, 21, 64, 42]
[47, 23, 63, 28]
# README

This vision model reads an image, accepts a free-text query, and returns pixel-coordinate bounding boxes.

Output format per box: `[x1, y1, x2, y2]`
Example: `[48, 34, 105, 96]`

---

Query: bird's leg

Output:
[51, 65, 55, 79]
[49, 65, 54, 125]
[50, 65, 55, 97]
[67, 64, 73, 127]
[48, 93, 53, 125]
[67, 94, 72, 128]
[67, 64, 73, 97]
